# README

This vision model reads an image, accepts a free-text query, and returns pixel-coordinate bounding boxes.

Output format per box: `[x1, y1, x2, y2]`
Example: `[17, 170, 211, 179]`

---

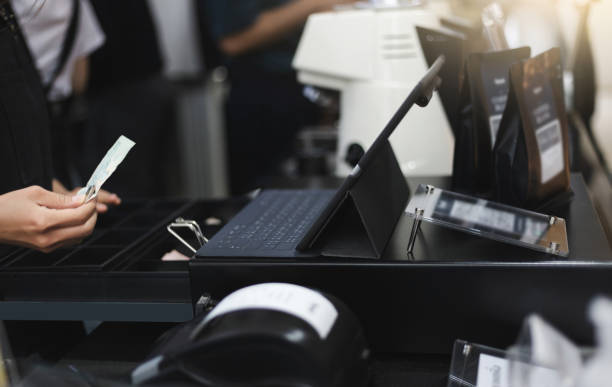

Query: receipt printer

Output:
[132, 283, 370, 387]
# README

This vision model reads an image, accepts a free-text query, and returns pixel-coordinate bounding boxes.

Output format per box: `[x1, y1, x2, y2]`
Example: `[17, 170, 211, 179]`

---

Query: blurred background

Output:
[21, 0, 611, 243]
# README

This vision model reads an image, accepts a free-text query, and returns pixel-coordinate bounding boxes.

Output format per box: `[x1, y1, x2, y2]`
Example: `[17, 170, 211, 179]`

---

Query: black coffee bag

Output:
[416, 26, 467, 137]
[494, 48, 571, 208]
[452, 47, 531, 195]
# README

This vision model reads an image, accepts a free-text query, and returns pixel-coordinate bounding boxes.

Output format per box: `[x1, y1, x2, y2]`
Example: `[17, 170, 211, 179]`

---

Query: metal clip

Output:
[167, 218, 208, 253]
[407, 208, 424, 254]
[548, 242, 560, 255]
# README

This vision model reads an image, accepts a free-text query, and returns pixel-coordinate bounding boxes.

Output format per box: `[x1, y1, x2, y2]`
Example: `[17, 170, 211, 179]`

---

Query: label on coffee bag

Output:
[525, 81, 564, 184]
[535, 119, 563, 183]
[482, 65, 511, 148]
[489, 114, 503, 146]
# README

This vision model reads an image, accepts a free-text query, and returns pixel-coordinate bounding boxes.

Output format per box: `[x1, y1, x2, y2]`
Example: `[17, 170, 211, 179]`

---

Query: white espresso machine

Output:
[293, 2, 454, 176]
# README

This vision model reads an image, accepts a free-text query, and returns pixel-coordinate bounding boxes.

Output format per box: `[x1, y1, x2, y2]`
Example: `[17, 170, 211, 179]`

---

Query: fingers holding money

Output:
[67, 187, 121, 213]
[30, 186, 84, 210]
[0, 135, 134, 253]
[36, 212, 98, 253]
[0, 186, 98, 253]
[40, 201, 97, 230]
[33, 197, 98, 252]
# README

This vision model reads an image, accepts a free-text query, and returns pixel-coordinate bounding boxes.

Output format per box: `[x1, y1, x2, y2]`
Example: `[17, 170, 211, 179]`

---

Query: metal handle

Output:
[167, 218, 208, 253]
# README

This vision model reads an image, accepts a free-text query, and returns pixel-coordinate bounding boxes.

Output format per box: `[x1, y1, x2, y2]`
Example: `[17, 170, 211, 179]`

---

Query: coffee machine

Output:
[293, 2, 454, 176]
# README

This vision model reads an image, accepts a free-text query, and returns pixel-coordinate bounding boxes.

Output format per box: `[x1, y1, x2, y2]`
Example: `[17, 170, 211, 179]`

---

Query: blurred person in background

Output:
[204, 0, 355, 194]
[83, 0, 177, 198]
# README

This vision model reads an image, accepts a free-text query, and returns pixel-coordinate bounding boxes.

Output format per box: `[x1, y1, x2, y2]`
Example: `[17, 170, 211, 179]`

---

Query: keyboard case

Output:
[199, 190, 335, 258]
[199, 140, 410, 260]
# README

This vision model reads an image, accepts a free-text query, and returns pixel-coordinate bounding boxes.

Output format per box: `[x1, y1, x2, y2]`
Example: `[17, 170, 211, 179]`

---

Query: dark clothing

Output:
[0, 5, 83, 359]
[82, 76, 176, 197]
[0, 2, 54, 259]
[48, 95, 84, 188]
[88, 0, 163, 93]
[204, 0, 301, 74]
[225, 69, 318, 193]
[0, 3, 53, 195]
[203, 0, 319, 193]
[83, 1, 176, 197]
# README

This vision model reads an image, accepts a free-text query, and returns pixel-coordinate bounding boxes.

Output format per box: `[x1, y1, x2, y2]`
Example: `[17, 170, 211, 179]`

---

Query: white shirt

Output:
[13, 0, 105, 101]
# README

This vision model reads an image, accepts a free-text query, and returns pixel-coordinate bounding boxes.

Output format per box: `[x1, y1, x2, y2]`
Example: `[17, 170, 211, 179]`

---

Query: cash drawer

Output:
[0, 197, 248, 322]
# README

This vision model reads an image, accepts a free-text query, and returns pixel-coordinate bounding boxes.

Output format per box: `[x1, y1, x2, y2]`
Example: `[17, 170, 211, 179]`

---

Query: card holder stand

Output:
[405, 184, 570, 257]
[310, 140, 410, 259]
[448, 338, 567, 387]
[447, 339, 508, 387]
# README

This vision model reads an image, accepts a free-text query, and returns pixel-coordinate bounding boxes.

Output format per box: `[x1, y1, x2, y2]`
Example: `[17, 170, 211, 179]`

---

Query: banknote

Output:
[77, 135, 135, 202]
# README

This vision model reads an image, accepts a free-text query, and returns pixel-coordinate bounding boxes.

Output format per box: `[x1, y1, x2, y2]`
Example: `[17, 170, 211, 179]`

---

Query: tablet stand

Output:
[311, 140, 409, 259]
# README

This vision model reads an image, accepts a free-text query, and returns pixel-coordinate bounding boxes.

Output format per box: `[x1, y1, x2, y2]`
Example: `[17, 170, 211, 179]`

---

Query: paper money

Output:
[77, 135, 135, 202]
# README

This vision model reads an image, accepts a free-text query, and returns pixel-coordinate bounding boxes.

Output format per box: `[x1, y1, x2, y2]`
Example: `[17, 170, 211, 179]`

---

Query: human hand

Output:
[0, 186, 98, 252]
[52, 179, 121, 213]
[92, 189, 121, 213]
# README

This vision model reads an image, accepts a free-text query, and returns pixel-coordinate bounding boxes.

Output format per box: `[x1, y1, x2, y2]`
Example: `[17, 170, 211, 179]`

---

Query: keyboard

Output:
[198, 190, 335, 257]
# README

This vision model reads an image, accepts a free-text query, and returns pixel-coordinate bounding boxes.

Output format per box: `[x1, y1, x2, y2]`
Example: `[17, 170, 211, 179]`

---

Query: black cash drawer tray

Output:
[0, 197, 248, 322]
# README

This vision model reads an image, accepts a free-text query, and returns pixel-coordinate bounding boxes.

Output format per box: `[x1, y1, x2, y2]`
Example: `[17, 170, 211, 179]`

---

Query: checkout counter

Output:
[0, 174, 609, 356]
[0, 174, 608, 386]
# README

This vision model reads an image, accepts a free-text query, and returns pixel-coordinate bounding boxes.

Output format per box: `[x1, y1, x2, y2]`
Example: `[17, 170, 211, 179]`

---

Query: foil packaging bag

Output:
[452, 47, 531, 195]
[494, 48, 570, 208]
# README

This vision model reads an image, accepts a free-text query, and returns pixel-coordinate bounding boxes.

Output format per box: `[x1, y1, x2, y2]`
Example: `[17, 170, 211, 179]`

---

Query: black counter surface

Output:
[0, 174, 609, 353]
[189, 174, 612, 353]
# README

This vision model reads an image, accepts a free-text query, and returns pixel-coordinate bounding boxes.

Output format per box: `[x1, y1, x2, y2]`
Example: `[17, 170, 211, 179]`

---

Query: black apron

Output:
[0, 7, 87, 355]
[0, 3, 53, 195]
